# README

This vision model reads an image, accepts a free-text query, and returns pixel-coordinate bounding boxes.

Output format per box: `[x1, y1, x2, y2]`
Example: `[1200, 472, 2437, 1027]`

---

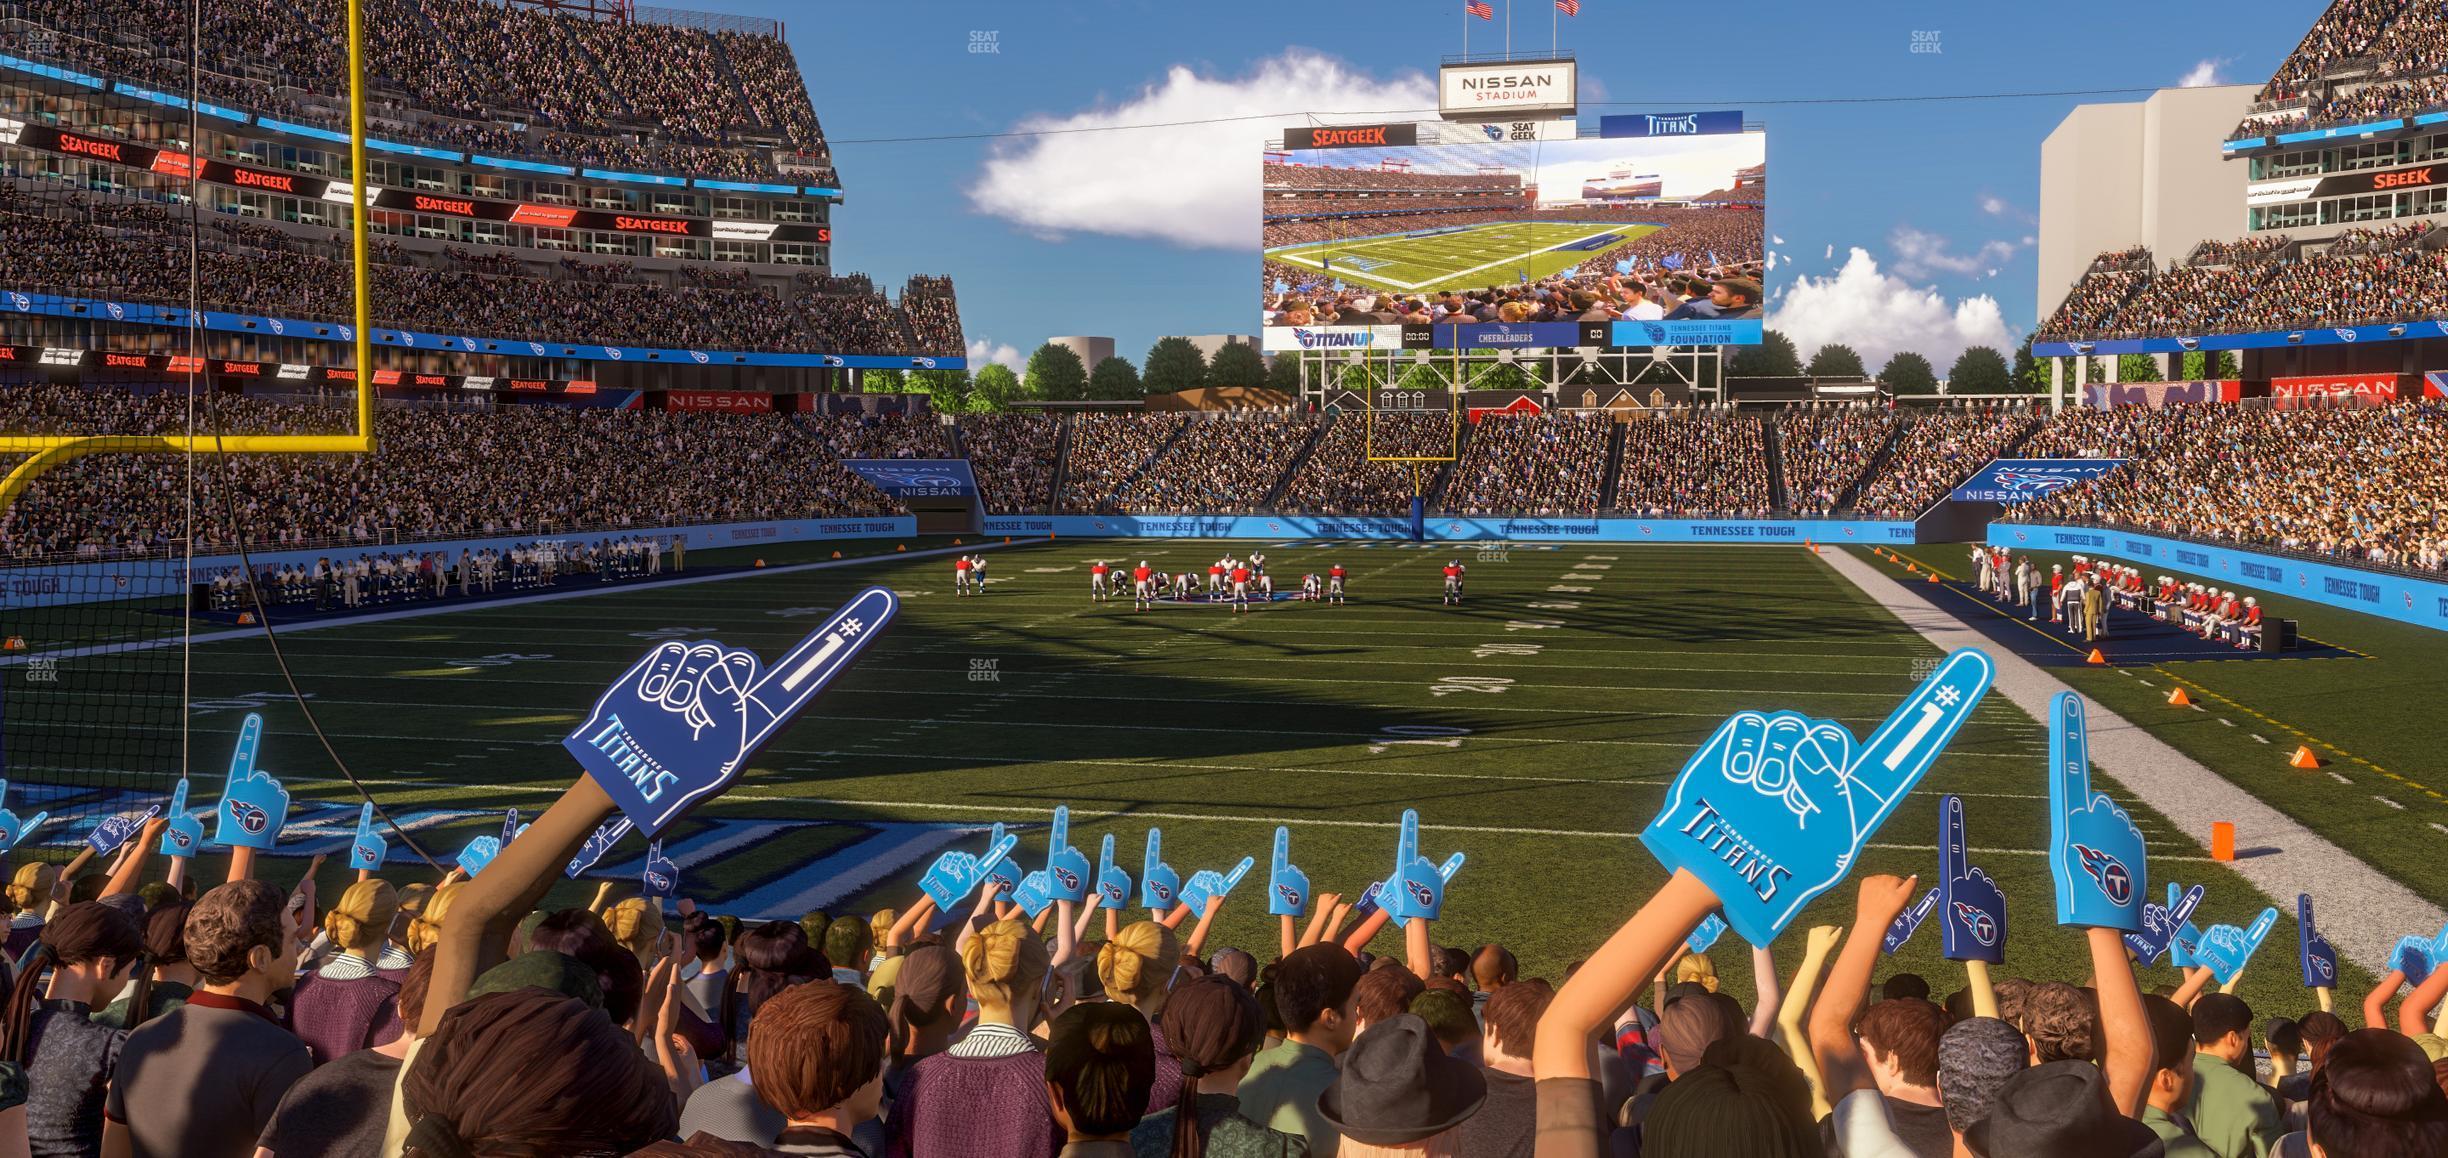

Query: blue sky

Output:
[718, 0, 2318, 372]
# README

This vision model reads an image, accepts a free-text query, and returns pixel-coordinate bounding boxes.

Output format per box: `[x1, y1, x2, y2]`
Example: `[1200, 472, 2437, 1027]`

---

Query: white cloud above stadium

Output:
[968, 51, 1432, 250]
[1770, 247, 2015, 373]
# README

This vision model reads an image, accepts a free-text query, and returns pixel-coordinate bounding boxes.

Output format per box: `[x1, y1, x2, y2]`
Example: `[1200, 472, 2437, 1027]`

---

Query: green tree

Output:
[969, 363, 1022, 412]
[2013, 336, 2045, 394]
[2116, 353, 2163, 383]
[1206, 342, 1268, 389]
[1087, 356, 1142, 401]
[861, 367, 905, 393]
[1879, 352, 1938, 396]
[1023, 342, 1088, 402]
[1946, 346, 2013, 394]
[1805, 343, 1866, 379]
[2180, 350, 2241, 380]
[1475, 359, 1531, 391]
[905, 368, 971, 412]
[1395, 361, 1445, 391]
[1142, 337, 1209, 396]
[1266, 350, 1304, 395]
[1728, 330, 1802, 377]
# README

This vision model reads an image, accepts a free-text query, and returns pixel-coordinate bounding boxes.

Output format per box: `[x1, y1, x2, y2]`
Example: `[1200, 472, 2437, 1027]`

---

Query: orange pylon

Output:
[896, 544, 906, 552]
[2289, 746, 2322, 770]
[2085, 648, 2107, 665]
[2211, 822, 2235, 862]
[831, 551, 841, 559]
[2167, 687, 2192, 707]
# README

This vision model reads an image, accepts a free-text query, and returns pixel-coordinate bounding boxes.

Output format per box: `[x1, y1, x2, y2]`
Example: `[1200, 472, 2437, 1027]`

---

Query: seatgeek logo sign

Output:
[1949, 459, 2126, 504]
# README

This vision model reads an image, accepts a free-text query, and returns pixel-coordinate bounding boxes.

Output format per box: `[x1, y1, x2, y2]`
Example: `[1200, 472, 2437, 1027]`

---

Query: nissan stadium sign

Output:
[1438, 59, 1577, 118]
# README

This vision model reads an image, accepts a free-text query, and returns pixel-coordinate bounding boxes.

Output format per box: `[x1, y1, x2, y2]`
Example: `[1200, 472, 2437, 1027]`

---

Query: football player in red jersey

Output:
[1328, 563, 1347, 605]
[1131, 560, 1153, 610]
[1229, 562, 1252, 614]
[1442, 559, 1466, 606]
[1090, 559, 1111, 603]
[954, 554, 975, 597]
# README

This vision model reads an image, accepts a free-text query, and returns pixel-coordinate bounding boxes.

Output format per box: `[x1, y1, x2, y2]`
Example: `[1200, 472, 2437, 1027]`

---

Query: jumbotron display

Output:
[1260, 120, 1767, 351]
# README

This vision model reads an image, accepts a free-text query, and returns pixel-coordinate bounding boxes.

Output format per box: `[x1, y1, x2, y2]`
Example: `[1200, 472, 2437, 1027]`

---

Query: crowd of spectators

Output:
[2007, 400, 2448, 572]
[1610, 409, 1775, 517]
[1443, 412, 1611, 515]
[794, 413, 955, 462]
[2235, 1, 2448, 137]
[1057, 414, 1184, 514]
[0, 385, 903, 560]
[5, 0, 835, 181]
[1262, 163, 1522, 193]
[2040, 232, 2448, 340]
[1851, 407, 2035, 519]
[1108, 412, 1319, 514]
[1774, 406, 1894, 516]
[1277, 412, 1450, 514]
[958, 413, 1061, 514]
[1267, 264, 1765, 331]
[0, 187, 962, 356]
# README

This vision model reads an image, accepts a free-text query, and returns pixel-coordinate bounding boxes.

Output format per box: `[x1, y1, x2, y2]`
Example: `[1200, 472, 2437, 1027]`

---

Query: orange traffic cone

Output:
[896, 544, 906, 552]
[2167, 687, 2192, 707]
[2211, 822, 2236, 862]
[1004, 537, 1012, 544]
[754, 559, 766, 568]
[831, 550, 841, 559]
[2085, 648, 2107, 665]
[2289, 746, 2322, 769]
[236, 612, 256, 626]
[1, 636, 23, 651]
[953, 538, 963, 546]
[1928, 572, 1941, 583]
[1907, 563, 1919, 574]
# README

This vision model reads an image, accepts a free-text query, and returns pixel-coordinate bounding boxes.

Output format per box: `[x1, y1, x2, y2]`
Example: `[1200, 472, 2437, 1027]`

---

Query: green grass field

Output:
[12, 536, 2418, 1023]
[1267, 221, 1655, 294]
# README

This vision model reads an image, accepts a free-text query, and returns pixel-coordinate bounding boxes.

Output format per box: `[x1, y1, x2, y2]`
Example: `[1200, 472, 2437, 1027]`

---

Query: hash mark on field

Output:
[2375, 795, 2404, 810]
[2433, 824, 2448, 837]
[2217, 718, 2233, 727]
[2328, 771, 2353, 784]
[2252, 734, 2270, 744]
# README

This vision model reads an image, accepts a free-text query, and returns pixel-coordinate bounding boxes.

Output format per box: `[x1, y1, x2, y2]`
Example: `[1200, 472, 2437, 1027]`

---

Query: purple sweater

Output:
[286, 972, 402, 1066]
[888, 1050, 1062, 1158]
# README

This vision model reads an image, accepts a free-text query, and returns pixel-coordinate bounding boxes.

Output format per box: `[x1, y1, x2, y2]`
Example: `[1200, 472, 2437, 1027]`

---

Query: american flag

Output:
[1466, 0, 1493, 18]
[1556, 0, 1580, 13]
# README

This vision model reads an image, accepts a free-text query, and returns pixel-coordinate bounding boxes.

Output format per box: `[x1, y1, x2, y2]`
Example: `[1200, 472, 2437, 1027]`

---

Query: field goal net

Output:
[0, 0, 379, 854]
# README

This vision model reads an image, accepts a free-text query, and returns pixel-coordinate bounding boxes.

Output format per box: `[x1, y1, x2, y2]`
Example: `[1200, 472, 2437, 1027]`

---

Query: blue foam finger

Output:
[212, 713, 290, 851]
[1938, 795, 2007, 965]
[1268, 827, 1309, 917]
[456, 834, 502, 877]
[1013, 869, 1054, 919]
[2047, 693, 2147, 932]
[1389, 852, 1466, 929]
[2126, 883, 2204, 968]
[1045, 805, 1092, 903]
[1687, 913, 1728, 955]
[158, 776, 202, 859]
[921, 831, 1020, 911]
[348, 801, 387, 873]
[1641, 648, 1995, 946]
[642, 841, 679, 898]
[1141, 828, 1179, 913]
[2198, 908, 2277, 985]
[565, 588, 896, 837]
[1095, 835, 1132, 909]
[87, 804, 160, 857]
[983, 822, 1022, 896]
[1882, 886, 1939, 954]
[2393, 936, 2436, 987]
[0, 778, 46, 854]
[2297, 894, 2338, 989]
[565, 818, 633, 879]
[2170, 919, 2206, 970]
[1177, 869, 1225, 919]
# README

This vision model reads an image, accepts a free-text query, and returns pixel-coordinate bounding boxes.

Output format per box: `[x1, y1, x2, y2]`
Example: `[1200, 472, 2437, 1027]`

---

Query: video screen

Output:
[1261, 124, 1767, 351]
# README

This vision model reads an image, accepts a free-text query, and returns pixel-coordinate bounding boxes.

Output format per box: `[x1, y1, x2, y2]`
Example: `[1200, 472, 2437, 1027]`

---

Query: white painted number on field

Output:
[630, 626, 719, 639]
[442, 653, 553, 668]
[190, 690, 314, 713]
[1504, 619, 1565, 631]
[1370, 724, 1472, 754]
[1430, 676, 1514, 698]
[1472, 643, 1543, 658]
[1527, 601, 1581, 610]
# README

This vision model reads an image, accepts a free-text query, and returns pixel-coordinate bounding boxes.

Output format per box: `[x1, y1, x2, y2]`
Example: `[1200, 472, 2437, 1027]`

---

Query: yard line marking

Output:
[2376, 795, 2405, 810]
[2329, 772, 2354, 785]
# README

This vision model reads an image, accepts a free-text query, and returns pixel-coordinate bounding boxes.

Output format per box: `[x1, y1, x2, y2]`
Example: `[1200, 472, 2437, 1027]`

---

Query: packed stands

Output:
[1276, 413, 1452, 515]
[2006, 401, 2448, 573]
[0, 385, 898, 559]
[1058, 414, 1184, 514]
[794, 412, 955, 461]
[1609, 411, 1774, 517]
[1774, 407, 1893, 517]
[2036, 234, 2448, 341]
[1850, 408, 2034, 519]
[958, 413, 1061, 514]
[1107, 412, 1319, 515]
[0, 187, 961, 355]
[1442, 413, 1610, 516]
[6, 0, 836, 182]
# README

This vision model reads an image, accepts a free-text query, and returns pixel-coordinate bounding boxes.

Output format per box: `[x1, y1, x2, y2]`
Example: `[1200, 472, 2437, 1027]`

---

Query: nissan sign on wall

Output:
[1438, 59, 1577, 117]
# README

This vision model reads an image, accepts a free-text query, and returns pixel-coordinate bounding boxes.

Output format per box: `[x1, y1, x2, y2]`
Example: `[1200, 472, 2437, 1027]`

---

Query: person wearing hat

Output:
[1967, 1060, 2165, 1157]
[1240, 945, 1362, 1156]
[1316, 1013, 1482, 1157]
[1131, 974, 1309, 1158]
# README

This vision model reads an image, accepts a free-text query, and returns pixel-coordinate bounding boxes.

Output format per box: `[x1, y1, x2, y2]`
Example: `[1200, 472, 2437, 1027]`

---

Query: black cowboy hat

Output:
[1316, 1013, 1485, 1146]
[1966, 1060, 2165, 1158]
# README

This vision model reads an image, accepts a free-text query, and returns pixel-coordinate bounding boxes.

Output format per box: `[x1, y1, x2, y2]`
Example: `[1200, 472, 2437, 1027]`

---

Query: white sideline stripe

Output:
[1820, 547, 2443, 973]
[0, 541, 997, 669]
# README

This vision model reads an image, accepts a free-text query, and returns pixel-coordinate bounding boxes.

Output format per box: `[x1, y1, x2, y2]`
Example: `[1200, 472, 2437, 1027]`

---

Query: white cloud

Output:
[1824, 243, 1834, 260]
[1889, 225, 2026, 280]
[966, 338, 1026, 374]
[1768, 247, 2016, 374]
[968, 51, 1432, 250]
[1978, 195, 2009, 216]
[2178, 59, 2227, 87]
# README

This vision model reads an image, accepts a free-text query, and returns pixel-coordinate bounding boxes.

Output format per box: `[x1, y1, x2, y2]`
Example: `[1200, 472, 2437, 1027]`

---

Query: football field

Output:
[1268, 221, 1656, 293]
[11, 537, 2394, 1014]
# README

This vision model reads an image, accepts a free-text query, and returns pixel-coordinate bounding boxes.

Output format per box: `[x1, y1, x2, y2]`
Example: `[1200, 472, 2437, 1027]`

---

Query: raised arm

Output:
[2089, 927, 2152, 1118]
[2398, 961, 2448, 1037]
[421, 779, 616, 1036]
[2363, 968, 2406, 1030]
[1811, 875, 1918, 1100]
[101, 819, 168, 898]
[1777, 925, 1844, 1120]
[1748, 943, 1781, 1038]
[1534, 870, 1717, 1082]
